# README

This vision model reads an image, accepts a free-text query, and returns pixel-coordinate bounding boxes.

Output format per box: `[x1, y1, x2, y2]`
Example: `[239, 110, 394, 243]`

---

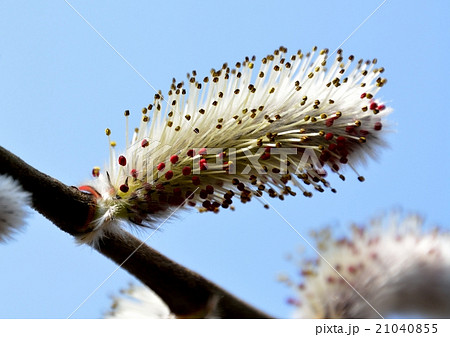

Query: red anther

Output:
[223, 161, 229, 170]
[377, 104, 385, 111]
[325, 118, 335, 127]
[345, 125, 355, 134]
[360, 93, 366, 99]
[192, 176, 201, 185]
[172, 187, 182, 196]
[325, 132, 334, 141]
[170, 155, 179, 164]
[157, 162, 165, 171]
[119, 184, 129, 193]
[206, 185, 214, 194]
[202, 200, 211, 208]
[339, 156, 348, 164]
[369, 102, 378, 110]
[131, 169, 138, 178]
[320, 150, 331, 162]
[336, 136, 347, 144]
[185, 190, 194, 199]
[118, 155, 127, 166]
[182, 166, 192, 175]
[165, 170, 173, 180]
[359, 129, 369, 136]
[348, 266, 357, 274]
[141, 139, 149, 148]
[328, 143, 337, 151]
[332, 163, 340, 171]
[338, 148, 348, 157]
[336, 136, 346, 144]
[200, 158, 208, 170]
[260, 146, 271, 160]
[260, 152, 270, 160]
[155, 183, 165, 191]
[199, 190, 208, 199]
[187, 149, 195, 157]
[374, 122, 382, 131]
[198, 147, 207, 156]
[92, 167, 100, 177]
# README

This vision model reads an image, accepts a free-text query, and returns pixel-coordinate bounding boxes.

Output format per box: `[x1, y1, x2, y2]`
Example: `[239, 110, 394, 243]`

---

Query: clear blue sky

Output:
[0, 1, 449, 318]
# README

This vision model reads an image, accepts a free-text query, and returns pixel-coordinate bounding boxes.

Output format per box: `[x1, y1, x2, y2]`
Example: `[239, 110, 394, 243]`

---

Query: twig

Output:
[97, 231, 272, 318]
[0, 145, 272, 318]
[0, 146, 94, 235]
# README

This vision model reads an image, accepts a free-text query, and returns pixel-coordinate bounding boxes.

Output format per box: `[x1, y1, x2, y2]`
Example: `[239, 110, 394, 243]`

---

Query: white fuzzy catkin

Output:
[0, 174, 31, 241]
[284, 215, 450, 318]
[105, 284, 174, 319]
[80, 46, 392, 244]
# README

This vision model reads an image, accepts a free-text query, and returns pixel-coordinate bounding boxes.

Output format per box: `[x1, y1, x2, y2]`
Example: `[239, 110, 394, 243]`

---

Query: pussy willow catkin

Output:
[79, 46, 391, 244]
[282, 215, 450, 318]
[0, 174, 30, 241]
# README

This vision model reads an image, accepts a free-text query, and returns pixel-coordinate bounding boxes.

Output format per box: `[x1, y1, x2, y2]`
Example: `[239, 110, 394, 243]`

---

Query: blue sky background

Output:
[0, 1, 449, 318]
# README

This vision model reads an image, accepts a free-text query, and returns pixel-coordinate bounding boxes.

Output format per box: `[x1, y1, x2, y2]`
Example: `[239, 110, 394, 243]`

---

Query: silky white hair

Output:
[105, 284, 174, 319]
[0, 174, 31, 241]
[288, 214, 450, 318]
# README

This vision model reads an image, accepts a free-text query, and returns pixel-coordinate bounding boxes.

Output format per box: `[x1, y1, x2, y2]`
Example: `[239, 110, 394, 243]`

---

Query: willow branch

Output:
[96, 231, 271, 318]
[0, 146, 94, 235]
[0, 146, 272, 318]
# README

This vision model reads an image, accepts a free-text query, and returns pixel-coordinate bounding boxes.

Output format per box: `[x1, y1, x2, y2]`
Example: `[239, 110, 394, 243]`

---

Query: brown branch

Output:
[0, 145, 272, 318]
[0, 146, 94, 235]
[97, 231, 272, 318]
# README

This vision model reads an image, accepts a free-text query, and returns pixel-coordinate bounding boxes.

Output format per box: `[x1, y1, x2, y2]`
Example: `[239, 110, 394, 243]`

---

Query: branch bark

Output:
[0, 146, 272, 318]
[97, 231, 271, 318]
[0, 146, 94, 235]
